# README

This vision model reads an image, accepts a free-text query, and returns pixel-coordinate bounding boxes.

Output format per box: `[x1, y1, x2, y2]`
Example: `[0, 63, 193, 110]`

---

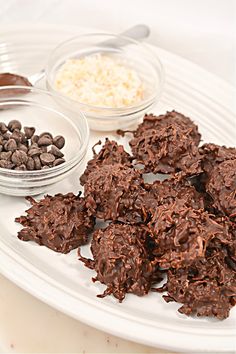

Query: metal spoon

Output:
[0, 24, 150, 87]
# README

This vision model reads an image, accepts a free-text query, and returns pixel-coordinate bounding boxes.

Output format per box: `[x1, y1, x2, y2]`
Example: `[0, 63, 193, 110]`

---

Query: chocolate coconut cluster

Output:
[79, 223, 161, 302]
[15, 192, 95, 253]
[15, 110, 236, 320]
[128, 111, 202, 175]
[78, 110, 236, 319]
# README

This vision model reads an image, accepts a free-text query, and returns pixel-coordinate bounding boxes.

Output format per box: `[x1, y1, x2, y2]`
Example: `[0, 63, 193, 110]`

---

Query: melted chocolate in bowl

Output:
[0, 73, 32, 87]
[0, 73, 32, 97]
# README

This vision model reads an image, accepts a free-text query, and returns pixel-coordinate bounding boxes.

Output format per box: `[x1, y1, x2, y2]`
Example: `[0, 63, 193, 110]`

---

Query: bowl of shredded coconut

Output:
[46, 33, 164, 131]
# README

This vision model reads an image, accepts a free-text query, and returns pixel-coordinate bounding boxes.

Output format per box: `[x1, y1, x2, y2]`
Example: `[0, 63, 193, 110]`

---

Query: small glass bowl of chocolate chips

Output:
[0, 86, 89, 196]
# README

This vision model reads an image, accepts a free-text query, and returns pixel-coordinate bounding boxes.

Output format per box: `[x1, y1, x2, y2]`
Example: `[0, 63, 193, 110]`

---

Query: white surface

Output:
[0, 273, 165, 354]
[0, 0, 235, 85]
[0, 24, 236, 354]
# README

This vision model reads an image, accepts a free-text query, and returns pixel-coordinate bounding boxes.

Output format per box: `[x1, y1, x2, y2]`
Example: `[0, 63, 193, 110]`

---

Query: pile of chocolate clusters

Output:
[15, 111, 236, 320]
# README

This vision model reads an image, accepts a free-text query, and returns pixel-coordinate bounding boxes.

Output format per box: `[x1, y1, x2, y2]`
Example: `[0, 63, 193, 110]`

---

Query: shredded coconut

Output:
[54, 54, 144, 108]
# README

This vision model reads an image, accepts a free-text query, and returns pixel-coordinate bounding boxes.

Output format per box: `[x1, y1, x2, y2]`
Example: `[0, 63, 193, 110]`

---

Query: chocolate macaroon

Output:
[194, 143, 236, 214]
[15, 192, 95, 253]
[149, 199, 226, 269]
[128, 111, 202, 175]
[163, 242, 236, 319]
[84, 163, 146, 223]
[199, 143, 236, 174]
[79, 223, 162, 302]
[80, 138, 133, 185]
[205, 159, 236, 217]
[142, 175, 205, 215]
[131, 111, 201, 144]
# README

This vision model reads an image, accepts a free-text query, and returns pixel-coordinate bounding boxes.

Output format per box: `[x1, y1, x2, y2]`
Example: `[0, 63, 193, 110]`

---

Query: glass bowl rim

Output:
[46, 32, 165, 114]
[0, 85, 89, 177]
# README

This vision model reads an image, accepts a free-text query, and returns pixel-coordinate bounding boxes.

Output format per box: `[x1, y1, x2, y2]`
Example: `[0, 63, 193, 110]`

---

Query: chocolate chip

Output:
[30, 143, 39, 149]
[0, 122, 8, 134]
[0, 151, 12, 160]
[18, 144, 28, 153]
[33, 156, 42, 170]
[31, 135, 39, 144]
[2, 132, 10, 140]
[0, 120, 66, 170]
[40, 152, 55, 166]
[53, 135, 65, 149]
[40, 146, 48, 153]
[53, 158, 65, 166]
[15, 164, 27, 171]
[11, 150, 28, 166]
[38, 136, 52, 146]
[8, 120, 22, 132]
[39, 132, 53, 140]
[50, 145, 64, 158]
[24, 126, 35, 139]
[28, 147, 41, 157]
[11, 130, 24, 143]
[0, 160, 14, 169]
[26, 157, 35, 170]
[5, 139, 17, 152]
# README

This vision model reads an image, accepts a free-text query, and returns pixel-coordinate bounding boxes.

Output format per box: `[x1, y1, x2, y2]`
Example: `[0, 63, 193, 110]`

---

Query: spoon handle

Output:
[30, 24, 150, 85]
[29, 69, 45, 86]
[120, 24, 150, 41]
[99, 24, 150, 48]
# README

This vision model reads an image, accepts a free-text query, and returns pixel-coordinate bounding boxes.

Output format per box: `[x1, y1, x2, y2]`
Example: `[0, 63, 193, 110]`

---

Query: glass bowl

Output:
[0, 86, 89, 196]
[46, 33, 164, 131]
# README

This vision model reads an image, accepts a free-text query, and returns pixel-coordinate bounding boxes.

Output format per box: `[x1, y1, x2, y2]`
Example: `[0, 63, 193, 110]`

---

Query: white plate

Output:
[0, 24, 236, 353]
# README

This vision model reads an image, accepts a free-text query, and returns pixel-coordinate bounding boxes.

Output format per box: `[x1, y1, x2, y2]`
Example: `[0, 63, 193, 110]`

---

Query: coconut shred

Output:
[54, 54, 144, 108]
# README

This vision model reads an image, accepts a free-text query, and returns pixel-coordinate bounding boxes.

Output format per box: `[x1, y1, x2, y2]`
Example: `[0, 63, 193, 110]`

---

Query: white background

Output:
[0, 1, 235, 353]
[0, 0, 236, 84]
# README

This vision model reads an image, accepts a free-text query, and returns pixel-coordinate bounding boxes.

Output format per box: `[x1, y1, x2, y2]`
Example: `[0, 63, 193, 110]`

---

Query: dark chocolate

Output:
[163, 243, 236, 319]
[0, 120, 66, 170]
[149, 199, 226, 269]
[128, 111, 202, 175]
[142, 175, 205, 214]
[15, 192, 95, 253]
[79, 223, 162, 302]
[0, 72, 32, 88]
[13, 109, 236, 320]
[206, 159, 236, 217]
[80, 138, 133, 185]
[199, 143, 236, 174]
[132, 111, 201, 145]
[84, 163, 146, 223]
